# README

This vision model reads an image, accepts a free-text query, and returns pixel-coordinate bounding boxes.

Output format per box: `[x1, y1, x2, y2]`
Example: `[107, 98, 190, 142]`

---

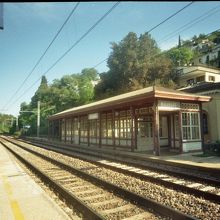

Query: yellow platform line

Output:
[2, 176, 25, 220]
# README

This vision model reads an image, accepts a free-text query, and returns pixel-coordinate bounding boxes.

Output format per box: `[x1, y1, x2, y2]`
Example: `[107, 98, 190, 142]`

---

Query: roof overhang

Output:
[49, 86, 211, 120]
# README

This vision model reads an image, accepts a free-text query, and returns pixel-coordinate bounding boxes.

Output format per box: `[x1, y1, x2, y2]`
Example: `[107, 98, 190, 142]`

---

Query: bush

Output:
[13, 130, 22, 138]
[204, 141, 220, 156]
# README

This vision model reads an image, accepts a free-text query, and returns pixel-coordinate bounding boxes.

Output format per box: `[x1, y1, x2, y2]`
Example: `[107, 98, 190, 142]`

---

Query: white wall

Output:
[182, 142, 201, 152]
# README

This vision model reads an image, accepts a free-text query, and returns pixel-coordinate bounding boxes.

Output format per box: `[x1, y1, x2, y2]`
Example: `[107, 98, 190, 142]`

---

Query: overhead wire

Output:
[7, 2, 120, 108]
[146, 1, 194, 34]
[91, 2, 195, 69]
[2, 2, 80, 111]
[158, 4, 220, 46]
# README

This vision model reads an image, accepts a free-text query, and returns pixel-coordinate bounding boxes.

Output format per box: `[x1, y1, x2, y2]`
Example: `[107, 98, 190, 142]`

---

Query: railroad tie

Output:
[187, 183, 203, 188]
[200, 186, 216, 192]
[91, 198, 121, 207]
[101, 204, 134, 215]
[121, 211, 156, 220]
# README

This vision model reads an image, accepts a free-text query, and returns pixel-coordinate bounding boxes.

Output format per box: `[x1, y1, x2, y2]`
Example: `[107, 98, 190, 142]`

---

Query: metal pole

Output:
[37, 101, 40, 137]
[16, 116, 18, 131]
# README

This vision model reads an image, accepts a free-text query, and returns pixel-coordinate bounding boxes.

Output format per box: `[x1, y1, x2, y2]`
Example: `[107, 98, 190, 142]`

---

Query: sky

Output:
[1, 1, 220, 117]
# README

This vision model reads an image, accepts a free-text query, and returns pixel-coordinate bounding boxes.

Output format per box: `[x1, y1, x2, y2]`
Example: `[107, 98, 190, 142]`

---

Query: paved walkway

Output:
[134, 151, 220, 169]
[0, 143, 70, 220]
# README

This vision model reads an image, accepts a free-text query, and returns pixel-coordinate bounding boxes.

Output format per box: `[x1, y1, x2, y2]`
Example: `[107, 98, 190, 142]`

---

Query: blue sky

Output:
[1, 1, 220, 116]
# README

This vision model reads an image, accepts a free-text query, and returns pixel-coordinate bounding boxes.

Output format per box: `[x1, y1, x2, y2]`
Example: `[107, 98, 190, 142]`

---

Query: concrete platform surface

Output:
[0, 144, 70, 220]
[132, 151, 220, 169]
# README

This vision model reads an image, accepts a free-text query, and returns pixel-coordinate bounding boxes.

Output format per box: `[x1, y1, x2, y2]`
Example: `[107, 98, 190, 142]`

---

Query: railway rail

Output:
[6, 136, 220, 204]
[23, 136, 220, 180]
[1, 136, 220, 219]
[0, 137, 197, 220]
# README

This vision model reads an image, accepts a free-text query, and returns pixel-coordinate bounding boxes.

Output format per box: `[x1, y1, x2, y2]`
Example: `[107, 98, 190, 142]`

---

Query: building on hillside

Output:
[177, 65, 220, 88]
[192, 44, 220, 68]
[178, 65, 220, 143]
[48, 86, 210, 156]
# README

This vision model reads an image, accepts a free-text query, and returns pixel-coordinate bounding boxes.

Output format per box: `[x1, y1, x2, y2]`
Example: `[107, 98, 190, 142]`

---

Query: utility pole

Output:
[19, 100, 40, 137]
[16, 116, 19, 131]
[37, 101, 40, 138]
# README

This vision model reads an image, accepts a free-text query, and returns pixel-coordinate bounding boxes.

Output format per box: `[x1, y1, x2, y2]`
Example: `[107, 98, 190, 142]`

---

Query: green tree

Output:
[95, 32, 175, 99]
[165, 47, 194, 67]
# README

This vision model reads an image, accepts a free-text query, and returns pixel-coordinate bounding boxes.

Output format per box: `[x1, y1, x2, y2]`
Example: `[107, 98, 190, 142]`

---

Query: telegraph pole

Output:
[37, 101, 40, 137]
[16, 116, 18, 131]
[19, 100, 40, 137]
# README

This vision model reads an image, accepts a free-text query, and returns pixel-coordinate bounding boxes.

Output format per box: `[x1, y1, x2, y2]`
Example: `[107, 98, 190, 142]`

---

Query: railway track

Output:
[0, 137, 196, 220]
[23, 137, 220, 181]
[7, 136, 220, 204]
[1, 136, 220, 219]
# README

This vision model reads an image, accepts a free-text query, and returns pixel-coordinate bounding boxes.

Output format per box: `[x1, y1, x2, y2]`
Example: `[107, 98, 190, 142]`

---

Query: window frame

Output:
[182, 112, 201, 141]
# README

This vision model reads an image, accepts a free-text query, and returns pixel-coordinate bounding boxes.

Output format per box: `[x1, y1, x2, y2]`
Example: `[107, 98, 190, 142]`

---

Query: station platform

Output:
[24, 136, 220, 173]
[0, 143, 70, 220]
[130, 150, 220, 170]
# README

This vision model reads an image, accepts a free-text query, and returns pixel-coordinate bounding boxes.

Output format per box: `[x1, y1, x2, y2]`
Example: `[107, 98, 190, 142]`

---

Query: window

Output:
[138, 116, 153, 138]
[73, 118, 79, 136]
[196, 75, 205, 83]
[66, 118, 72, 142]
[182, 112, 200, 140]
[208, 76, 215, 82]
[89, 119, 99, 144]
[80, 116, 88, 143]
[114, 110, 132, 146]
[187, 78, 194, 85]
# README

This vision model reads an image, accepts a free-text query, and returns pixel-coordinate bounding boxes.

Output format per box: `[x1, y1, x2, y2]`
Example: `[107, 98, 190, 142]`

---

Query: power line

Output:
[2, 2, 80, 111]
[158, 5, 220, 45]
[146, 2, 194, 34]
[92, 58, 108, 69]
[92, 2, 195, 70]
[7, 2, 120, 109]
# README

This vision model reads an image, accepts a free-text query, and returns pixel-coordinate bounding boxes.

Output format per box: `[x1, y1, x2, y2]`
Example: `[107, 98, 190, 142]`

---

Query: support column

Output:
[153, 100, 160, 156]
[178, 110, 183, 153]
[99, 112, 102, 148]
[167, 115, 171, 149]
[130, 106, 135, 152]
[88, 118, 90, 146]
[59, 119, 62, 142]
[199, 103, 204, 152]
[172, 115, 176, 149]
[64, 118, 67, 143]
[71, 117, 73, 144]
[112, 109, 115, 149]
[78, 116, 81, 145]
[48, 120, 50, 140]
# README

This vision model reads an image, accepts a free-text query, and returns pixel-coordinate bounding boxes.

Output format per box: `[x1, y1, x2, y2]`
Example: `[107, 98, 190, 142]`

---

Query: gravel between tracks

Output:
[5, 142, 163, 220]
[7, 140, 220, 220]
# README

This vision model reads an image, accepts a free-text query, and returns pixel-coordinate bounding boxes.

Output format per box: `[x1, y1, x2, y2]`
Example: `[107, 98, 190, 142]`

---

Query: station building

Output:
[178, 65, 220, 143]
[48, 86, 211, 156]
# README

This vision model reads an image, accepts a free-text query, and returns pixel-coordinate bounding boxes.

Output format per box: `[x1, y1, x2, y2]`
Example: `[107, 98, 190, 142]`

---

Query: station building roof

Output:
[49, 86, 211, 120]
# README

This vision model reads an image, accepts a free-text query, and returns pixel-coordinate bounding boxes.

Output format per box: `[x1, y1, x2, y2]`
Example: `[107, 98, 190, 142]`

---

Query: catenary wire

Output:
[158, 5, 220, 46]
[146, 1, 194, 34]
[7, 2, 120, 109]
[7, 1, 193, 108]
[2, 2, 80, 111]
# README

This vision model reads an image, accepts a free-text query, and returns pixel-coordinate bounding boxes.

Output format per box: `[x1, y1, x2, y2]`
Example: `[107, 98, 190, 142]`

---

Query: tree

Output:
[94, 32, 175, 99]
[165, 47, 194, 67]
